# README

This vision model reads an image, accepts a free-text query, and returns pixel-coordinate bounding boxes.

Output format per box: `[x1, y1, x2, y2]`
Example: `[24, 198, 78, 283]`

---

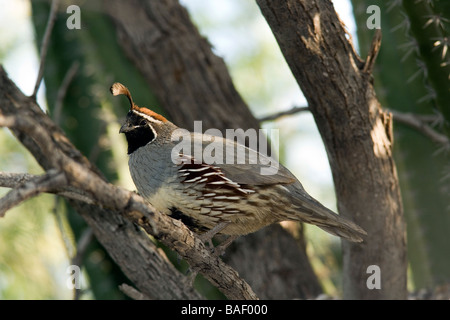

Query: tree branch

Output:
[71, 227, 93, 300]
[258, 104, 449, 149]
[363, 29, 382, 74]
[0, 171, 97, 205]
[32, 0, 59, 100]
[0, 169, 66, 217]
[389, 109, 450, 147]
[259, 106, 310, 122]
[53, 61, 79, 125]
[0, 172, 36, 188]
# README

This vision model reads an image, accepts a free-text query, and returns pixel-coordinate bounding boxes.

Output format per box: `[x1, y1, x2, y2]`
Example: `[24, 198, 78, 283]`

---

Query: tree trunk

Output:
[352, 0, 450, 289]
[256, 0, 407, 299]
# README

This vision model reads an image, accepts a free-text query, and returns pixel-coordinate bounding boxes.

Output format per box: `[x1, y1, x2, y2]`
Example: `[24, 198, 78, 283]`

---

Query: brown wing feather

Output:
[175, 154, 255, 195]
[196, 133, 297, 186]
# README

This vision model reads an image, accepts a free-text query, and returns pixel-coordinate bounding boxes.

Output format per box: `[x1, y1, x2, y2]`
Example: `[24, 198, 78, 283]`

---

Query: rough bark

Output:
[256, 0, 407, 299]
[104, 0, 322, 299]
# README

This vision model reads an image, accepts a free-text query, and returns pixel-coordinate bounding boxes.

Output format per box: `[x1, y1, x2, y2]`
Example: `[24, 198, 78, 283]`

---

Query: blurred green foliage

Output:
[0, 132, 70, 299]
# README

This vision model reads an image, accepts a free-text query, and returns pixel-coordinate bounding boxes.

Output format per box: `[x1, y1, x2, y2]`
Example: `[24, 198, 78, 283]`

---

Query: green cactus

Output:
[351, 0, 450, 289]
[402, 0, 450, 133]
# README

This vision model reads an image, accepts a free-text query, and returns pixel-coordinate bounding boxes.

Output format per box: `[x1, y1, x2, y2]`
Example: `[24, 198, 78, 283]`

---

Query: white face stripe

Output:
[132, 110, 163, 125]
[131, 110, 158, 143]
[148, 124, 157, 143]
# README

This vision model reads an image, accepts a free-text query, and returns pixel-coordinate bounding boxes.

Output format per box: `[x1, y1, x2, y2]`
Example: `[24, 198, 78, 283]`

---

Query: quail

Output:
[111, 82, 367, 248]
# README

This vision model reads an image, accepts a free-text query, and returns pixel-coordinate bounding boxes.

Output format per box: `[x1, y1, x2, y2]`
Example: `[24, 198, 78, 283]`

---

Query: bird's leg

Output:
[198, 221, 230, 249]
[213, 235, 239, 257]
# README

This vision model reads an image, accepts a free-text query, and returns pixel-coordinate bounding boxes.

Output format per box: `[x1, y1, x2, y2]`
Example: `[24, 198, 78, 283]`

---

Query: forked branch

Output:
[0, 170, 66, 217]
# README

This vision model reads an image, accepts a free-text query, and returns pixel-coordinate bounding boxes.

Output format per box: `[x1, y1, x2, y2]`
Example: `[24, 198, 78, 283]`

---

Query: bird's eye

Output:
[139, 120, 146, 126]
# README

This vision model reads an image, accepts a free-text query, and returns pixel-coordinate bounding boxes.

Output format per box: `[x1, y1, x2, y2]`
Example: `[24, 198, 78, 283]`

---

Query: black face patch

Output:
[169, 207, 209, 233]
[122, 111, 156, 154]
[124, 125, 155, 154]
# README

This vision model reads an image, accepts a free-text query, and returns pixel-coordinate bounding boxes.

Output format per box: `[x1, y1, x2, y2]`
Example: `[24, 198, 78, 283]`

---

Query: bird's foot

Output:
[198, 221, 230, 244]
[211, 235, 238, 257]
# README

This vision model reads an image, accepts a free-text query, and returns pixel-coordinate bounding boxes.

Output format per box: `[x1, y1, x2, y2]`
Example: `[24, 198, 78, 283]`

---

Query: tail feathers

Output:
[291, 195, 367, 243]
[315, 220, 367, 243]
